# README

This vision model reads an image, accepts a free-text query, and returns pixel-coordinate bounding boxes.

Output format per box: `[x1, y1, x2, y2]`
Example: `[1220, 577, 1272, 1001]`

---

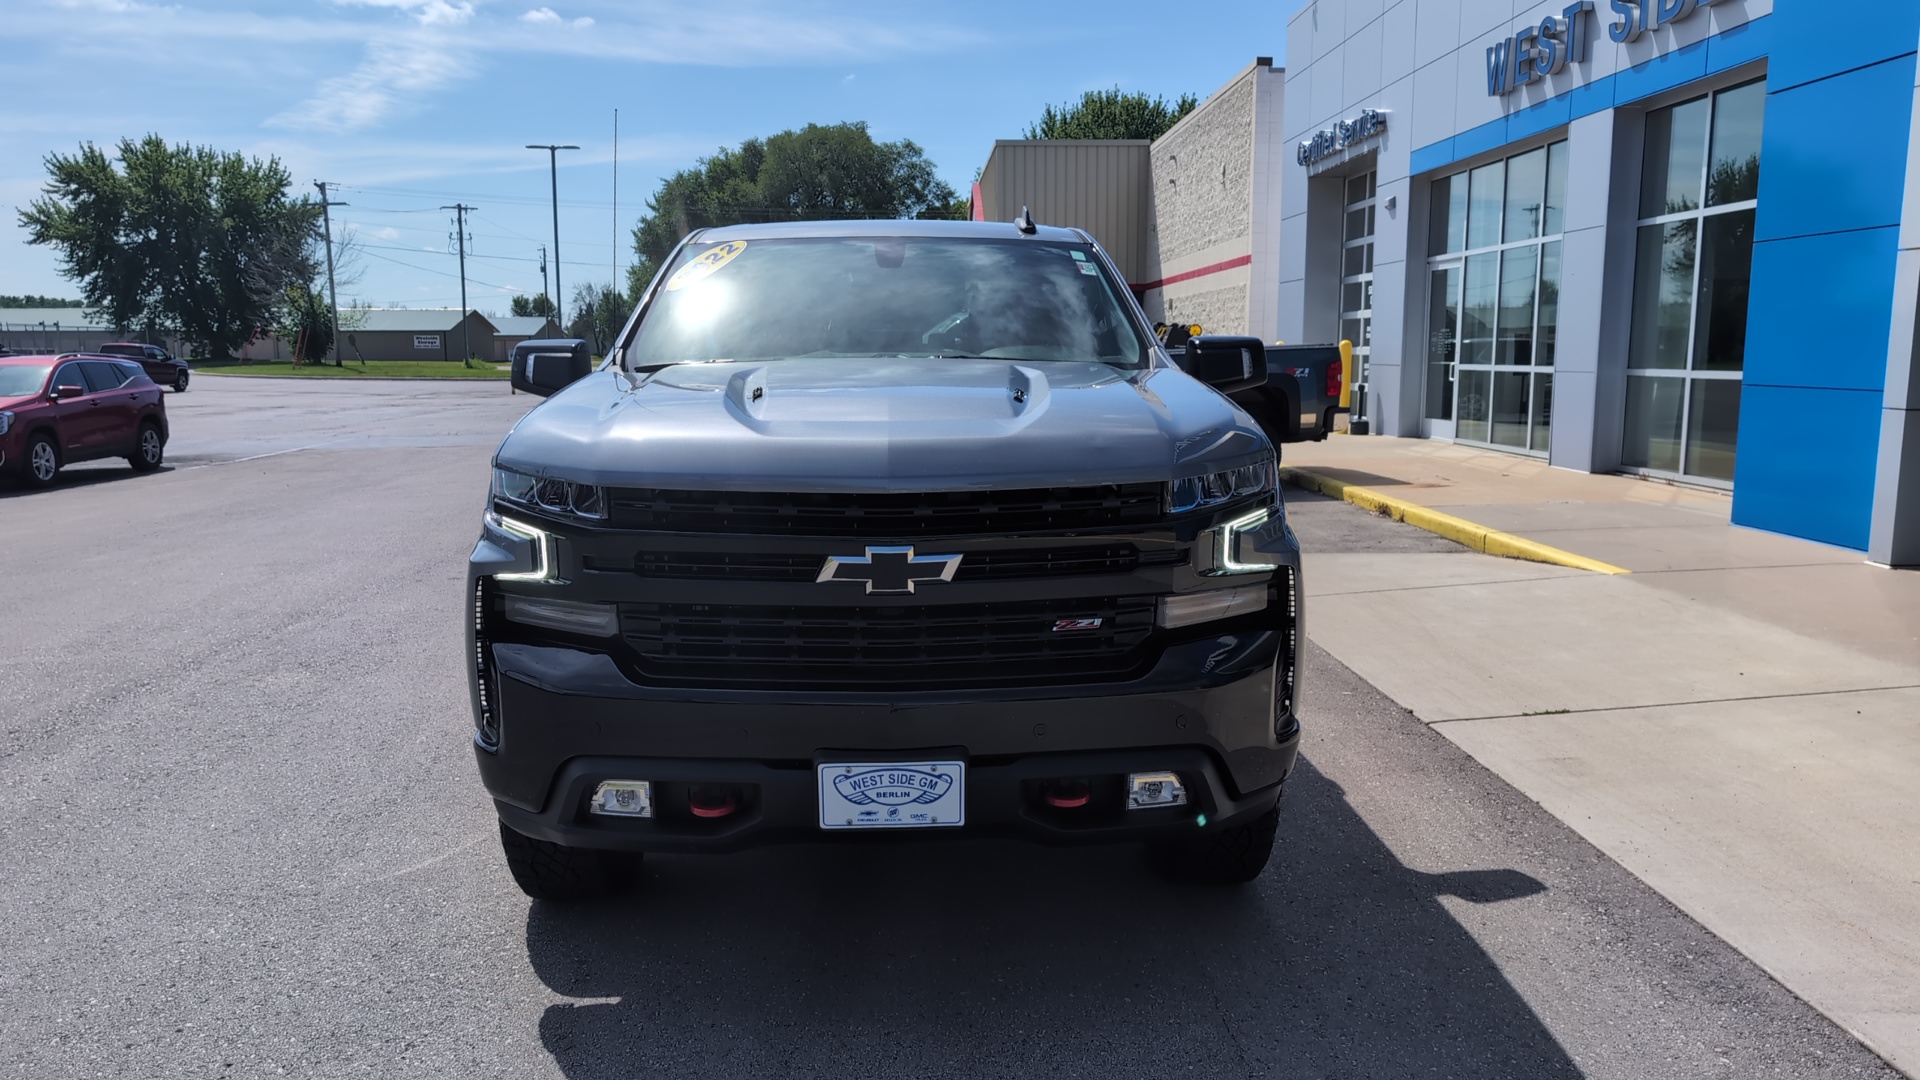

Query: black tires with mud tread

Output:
[1151, 803, 1281, 885]
[498, 821, 633, 901]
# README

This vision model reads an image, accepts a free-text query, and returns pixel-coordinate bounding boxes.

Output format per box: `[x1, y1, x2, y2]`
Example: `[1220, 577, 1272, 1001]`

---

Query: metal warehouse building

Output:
[976, 1, 1920, 567]
[343, 309, 498, 363]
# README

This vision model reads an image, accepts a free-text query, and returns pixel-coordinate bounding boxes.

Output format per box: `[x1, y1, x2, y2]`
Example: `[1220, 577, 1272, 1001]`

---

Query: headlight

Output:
[1169, 454, 1275, 513]
[0, 411, 12, 436]
[492, 465, 607, 520]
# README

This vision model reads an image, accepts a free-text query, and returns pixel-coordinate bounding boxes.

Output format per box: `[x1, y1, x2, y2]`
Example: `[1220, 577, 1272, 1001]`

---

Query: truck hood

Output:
[494, 358, 1269, 491]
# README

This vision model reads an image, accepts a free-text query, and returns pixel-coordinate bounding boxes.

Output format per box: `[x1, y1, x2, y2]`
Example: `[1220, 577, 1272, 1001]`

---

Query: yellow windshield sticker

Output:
[664, 240, 748, 292]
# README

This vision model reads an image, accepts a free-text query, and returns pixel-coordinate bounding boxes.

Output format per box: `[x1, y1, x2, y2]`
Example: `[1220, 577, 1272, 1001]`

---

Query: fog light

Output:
[1158, 586, 1266, 629]
[589, 780, 653, 818]
[503, 594, 618, 636]
[1127, 771, 1188, 810]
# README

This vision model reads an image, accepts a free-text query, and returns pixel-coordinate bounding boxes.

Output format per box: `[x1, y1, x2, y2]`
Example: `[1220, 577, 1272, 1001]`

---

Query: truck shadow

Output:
[523, 758, 1572, 1078]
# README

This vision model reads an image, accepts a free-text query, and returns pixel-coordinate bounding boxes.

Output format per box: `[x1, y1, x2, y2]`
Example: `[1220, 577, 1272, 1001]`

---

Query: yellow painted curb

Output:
[1280, 466, 1631, 574]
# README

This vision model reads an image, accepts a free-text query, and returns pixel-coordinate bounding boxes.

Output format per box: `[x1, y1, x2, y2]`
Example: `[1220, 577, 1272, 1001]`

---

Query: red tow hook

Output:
[1042, 780, 1091, 809]
[688, 789, 739, 819]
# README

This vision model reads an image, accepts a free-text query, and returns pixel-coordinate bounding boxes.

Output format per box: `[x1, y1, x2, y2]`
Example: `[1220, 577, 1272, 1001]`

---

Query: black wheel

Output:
[129, 422, 164, 472]
[173, 371, 189, 392]
[22, 432, 59, 488]
[1150, 803, 1281, 886]
[498, 821, 631, 901]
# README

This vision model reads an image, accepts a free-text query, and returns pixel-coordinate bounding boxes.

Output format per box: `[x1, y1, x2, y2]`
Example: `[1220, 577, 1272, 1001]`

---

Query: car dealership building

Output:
[1280, 0, 1920, 564]
[978, 2, 1919, 564]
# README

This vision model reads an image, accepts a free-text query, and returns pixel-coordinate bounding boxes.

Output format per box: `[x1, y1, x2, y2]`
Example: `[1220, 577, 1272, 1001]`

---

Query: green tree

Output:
[19, 136, 321, 358]
[510, 293, 555, 319]
[0, 294, 84, 308]
[628, 121, 957, 295]
[567, 282, 633, 356]
[1024, 87, 1199, 141]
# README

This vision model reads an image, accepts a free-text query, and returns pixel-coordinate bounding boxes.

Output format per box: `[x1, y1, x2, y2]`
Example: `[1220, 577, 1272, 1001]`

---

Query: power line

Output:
[442, 202, 476, 363]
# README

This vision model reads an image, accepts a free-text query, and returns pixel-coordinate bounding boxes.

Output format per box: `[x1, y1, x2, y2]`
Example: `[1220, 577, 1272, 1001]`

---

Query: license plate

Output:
[817, 760, 965, 830]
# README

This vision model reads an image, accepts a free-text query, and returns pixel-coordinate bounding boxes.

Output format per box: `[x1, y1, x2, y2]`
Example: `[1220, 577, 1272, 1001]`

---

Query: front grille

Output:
[591, 543, 1180, 583]
[620, 596, 1157, 688]
[605, 484, 1166, 537]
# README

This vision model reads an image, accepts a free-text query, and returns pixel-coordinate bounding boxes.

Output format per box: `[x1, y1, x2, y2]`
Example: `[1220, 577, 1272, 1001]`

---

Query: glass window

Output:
[0, 364, 52, 396]
[1347, 173, 1373, 203]
[1504, 146, 1548, 243]
[1641, 96, 1710, 217]
[1622, 376, 1685, 472]
[1695, 209, 1755, 371]
[1491, 371, 1531, 448]
[52, 364, 90, 393]
[630, 237, 1148, 367]
[1706, 82, 1765, 207]
[1425, 267, 1459, 421]
[1543, 141, 1569, 236]
[1458, 368, 1491, 443]
[1536, 241, 1562, 368]
[1467, 162, 1505, 249]
[1342, 243, 1373, 277]
[1623, 80, 1762, 483]
[1530, 373, 1553, 453]
[1462, 253, 1499, 365]
[1429, 173, 1468, 255]
[1686, 380, 1741, 481]
[1628, 220, 1696, 370]
[80, 361, 128, 391]
[1495, 246, 1538, 366]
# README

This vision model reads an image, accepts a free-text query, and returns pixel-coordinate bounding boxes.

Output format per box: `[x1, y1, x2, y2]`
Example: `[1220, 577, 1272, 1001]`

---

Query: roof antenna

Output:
[1014, 205, 1037, 234]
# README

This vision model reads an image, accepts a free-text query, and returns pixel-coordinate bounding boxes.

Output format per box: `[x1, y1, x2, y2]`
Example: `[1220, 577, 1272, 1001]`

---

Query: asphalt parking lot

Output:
[0, 377, 1898, 1078]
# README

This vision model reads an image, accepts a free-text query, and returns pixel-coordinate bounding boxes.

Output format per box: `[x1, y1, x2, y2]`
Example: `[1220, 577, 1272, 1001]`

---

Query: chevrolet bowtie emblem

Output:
[816, 546, 964, 594]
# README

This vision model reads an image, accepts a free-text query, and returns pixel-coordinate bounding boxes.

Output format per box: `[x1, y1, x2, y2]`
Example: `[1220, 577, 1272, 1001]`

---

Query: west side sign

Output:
[1486, 0, 1733, 96]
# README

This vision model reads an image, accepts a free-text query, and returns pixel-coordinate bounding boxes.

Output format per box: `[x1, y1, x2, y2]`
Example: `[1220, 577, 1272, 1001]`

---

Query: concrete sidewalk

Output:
[1285, 436, 1920, 1075]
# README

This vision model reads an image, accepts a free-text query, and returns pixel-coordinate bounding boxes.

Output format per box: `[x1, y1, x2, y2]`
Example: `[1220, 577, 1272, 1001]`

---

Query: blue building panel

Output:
[1746, 227, 1900, 394]
[1765, 0, 1920, 93]
[1733, 385, 1885, 550]
[1704, 16, 1773, 76]
[1754, 55, 1918, 243]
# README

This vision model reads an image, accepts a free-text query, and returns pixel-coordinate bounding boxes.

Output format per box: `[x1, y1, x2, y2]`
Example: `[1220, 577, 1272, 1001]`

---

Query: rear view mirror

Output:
[511, 338, 593, 398]
[1176, 335, 1269, 394]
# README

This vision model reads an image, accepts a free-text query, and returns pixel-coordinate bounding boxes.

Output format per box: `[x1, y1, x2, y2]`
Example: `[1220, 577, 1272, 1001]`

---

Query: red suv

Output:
[0, 354, 169, 488]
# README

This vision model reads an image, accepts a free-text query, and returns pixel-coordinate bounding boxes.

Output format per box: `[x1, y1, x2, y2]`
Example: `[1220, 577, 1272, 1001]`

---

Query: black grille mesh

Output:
[605, 484, 1165, 536]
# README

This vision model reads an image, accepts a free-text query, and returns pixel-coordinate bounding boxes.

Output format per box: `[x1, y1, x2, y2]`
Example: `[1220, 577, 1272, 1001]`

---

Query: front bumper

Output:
[479, 635, 1298, 853]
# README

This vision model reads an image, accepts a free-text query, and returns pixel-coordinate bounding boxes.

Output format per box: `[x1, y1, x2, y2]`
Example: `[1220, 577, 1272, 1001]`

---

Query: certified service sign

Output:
[818, 761, 965, 830]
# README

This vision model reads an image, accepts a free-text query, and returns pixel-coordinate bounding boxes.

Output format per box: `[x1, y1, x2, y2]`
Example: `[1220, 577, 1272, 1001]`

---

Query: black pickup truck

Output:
[1159, 328, 1346, 444]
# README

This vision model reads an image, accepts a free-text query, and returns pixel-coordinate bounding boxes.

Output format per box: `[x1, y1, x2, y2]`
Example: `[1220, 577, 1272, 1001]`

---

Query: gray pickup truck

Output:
[469, 219, 1303, 900]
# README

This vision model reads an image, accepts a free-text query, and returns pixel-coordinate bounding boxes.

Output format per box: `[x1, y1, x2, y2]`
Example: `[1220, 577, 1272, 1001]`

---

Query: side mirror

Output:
[53, 384, 87, 400]
[1176, 334, 1269, 394]
[511, 338, 593, 398]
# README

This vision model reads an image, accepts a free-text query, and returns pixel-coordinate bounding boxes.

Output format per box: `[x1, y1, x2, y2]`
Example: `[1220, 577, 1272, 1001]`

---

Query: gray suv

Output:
[469, 219, 1303, 899]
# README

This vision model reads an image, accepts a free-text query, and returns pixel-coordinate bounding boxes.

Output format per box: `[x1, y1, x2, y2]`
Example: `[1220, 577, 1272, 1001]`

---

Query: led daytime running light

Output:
[1217, 506, 1282, 574]
[486, 511, 555, 582]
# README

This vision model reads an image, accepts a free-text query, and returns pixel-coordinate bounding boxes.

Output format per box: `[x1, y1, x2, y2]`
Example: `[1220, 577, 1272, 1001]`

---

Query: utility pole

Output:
[443, 203, 475, 364]
[314, 181, 347, 366]
[612, 109, 619, 292]
[538, 245, 549, 321]
[526, 143, 579, 328]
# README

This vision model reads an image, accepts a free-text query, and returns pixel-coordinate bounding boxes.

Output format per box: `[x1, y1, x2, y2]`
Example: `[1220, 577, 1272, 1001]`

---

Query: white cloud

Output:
[520, 6, 560, 23]
[269, 0, 477, 132]
[572, 16, 593, 28]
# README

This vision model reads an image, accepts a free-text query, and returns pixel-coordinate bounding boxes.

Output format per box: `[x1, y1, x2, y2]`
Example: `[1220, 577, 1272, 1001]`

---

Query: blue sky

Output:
[4, 0, 1305, 314]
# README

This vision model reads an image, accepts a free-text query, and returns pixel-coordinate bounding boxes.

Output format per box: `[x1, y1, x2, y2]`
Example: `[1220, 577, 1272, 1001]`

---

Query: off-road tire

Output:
[22, 432, 59, 488]
[498, 821, 630, 901]
[129, 422, 164, 472]
[1151, 804, 1281, 885]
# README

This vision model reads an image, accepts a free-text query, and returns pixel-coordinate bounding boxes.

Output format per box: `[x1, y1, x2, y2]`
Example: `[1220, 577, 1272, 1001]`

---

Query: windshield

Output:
[0, 365, 51, 397]
[628, 236, 1148, 368]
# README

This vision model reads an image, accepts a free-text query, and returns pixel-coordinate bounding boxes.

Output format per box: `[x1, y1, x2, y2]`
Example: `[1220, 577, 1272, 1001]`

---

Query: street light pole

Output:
[527, 143, 579, 328]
